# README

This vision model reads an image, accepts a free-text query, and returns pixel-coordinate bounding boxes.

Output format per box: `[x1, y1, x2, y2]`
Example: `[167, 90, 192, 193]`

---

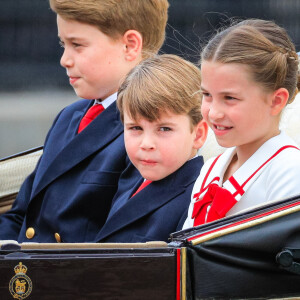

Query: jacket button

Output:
[54, 233, 62, 243]
[26, 227, 35, 239]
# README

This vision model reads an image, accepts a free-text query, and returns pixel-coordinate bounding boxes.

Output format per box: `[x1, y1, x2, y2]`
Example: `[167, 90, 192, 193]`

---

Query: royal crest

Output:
[9, 262, 32, 300]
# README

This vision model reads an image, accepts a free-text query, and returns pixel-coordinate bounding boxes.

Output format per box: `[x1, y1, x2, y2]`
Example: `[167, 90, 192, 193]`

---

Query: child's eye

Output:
[202, 92, 211, 97]
[72, 42, 82, 48]
[225, 95, 237, 101]
[159, 127, 171, 132]
[129, 126, 142, 131]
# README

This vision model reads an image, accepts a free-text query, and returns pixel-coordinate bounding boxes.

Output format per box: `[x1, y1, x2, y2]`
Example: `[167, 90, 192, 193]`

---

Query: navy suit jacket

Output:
[0, 100, 139, 242]
[96, 156, 204, 243]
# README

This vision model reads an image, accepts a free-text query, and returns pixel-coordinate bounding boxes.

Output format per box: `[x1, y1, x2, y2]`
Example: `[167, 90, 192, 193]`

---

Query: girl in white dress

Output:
[183, 19, 300, 229]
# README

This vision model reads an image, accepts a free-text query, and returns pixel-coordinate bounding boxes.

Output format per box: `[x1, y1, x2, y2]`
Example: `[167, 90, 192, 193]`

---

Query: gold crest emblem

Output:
[9, 262, 33, 299]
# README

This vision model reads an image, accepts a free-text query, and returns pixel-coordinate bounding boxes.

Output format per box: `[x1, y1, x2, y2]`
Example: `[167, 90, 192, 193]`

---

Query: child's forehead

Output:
[124, 108, 187, 123]
[57, 15, 119, 40]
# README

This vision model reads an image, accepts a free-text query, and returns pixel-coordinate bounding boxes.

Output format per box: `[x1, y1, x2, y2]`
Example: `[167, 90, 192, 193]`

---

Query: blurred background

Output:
[0, 0, 299, 158]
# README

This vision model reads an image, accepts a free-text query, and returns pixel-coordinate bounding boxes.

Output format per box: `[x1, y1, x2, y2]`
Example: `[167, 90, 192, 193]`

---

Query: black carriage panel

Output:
[171, 195, 300, 299]
[0, 243, 179, 300]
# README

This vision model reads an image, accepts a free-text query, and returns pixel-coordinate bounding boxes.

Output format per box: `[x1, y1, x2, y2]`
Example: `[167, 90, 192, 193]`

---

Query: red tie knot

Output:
[131, 179, 152, 197]
[85, 104, 104, 119]
[78, 104, 104, 133]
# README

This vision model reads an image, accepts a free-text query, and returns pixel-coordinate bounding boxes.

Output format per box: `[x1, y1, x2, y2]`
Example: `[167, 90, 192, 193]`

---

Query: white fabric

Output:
[95, 92, 117, 109]
[183, 131, 300, 229]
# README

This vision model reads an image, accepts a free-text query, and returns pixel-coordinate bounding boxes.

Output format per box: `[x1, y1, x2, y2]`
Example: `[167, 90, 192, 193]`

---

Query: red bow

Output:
[192, 184, 237, 226]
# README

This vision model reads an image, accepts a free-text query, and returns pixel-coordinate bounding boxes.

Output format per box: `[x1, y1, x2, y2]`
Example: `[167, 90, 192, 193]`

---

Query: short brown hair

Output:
[49, 0, 169, 58]
[117, 54, 202, 129]
[201, 19, 299, 103]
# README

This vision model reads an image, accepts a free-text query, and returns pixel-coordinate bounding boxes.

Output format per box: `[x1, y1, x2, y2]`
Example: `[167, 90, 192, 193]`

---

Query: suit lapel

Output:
[32, 102, 123, 198]
[96, 156, 203, 241]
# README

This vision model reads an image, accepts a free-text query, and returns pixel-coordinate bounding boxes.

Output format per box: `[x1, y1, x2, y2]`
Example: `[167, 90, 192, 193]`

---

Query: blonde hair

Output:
[201, 19, 300, 103]
[117, 54, 202, 129]
[49, 0, 169, 58]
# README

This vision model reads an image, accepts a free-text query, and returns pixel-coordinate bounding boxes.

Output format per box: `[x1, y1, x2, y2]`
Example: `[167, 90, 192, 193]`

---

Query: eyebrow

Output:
[58, 35, 86, 42]
[156, 121, 178, 127]
[201, 86, 240, 96]
[124, 120, 178, 127]
[124, 121, 137, 126]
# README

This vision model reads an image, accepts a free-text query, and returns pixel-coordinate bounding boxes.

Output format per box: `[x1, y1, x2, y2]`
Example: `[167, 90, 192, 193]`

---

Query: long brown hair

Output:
[201, 19, 299, 103]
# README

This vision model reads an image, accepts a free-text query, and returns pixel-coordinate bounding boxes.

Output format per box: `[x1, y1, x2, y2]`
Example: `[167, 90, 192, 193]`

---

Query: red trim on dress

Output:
[194, 145, 299, 201]
[200, 154, 222, 193]
[230, 176, 245, 197]
[232, 145, 299, 193]
[190, 145, 300, 226]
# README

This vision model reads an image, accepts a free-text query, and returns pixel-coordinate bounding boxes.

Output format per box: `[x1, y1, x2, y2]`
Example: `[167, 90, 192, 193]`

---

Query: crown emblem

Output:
[14, 262, 27, 275]
[9, 262, 32, 300]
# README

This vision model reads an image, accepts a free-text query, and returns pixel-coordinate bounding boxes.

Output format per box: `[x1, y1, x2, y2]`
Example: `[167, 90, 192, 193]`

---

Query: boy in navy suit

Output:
[0, 0, 169, 242]
[96, 54, 208, 243]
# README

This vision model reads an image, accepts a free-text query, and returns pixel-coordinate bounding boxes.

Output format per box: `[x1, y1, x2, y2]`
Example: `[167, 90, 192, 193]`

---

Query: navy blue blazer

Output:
[96, 156, 204, 243]
[0, 100, 139, 242]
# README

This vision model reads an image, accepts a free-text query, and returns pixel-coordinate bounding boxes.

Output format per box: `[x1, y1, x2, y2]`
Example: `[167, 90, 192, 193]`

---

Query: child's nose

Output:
[208, 103, 225, 121]
[140, 134, 155, 150]
[60, 49, 73, 68]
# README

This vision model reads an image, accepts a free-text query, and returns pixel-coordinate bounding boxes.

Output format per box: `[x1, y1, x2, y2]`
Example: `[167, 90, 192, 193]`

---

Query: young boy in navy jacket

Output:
[0, 0, 169, 243]
[96, 54, 208, 243]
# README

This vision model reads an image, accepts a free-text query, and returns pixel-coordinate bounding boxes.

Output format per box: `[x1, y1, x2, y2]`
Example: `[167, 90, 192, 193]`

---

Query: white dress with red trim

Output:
[183, 131, 300, 229]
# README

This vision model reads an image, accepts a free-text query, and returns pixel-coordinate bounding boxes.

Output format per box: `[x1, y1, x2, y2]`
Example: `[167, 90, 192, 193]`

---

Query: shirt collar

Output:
[94, 92, 117, 109]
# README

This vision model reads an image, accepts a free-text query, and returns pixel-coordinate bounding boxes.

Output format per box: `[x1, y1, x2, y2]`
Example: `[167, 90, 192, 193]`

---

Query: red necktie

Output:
[131, 180, 152, 197]
[192, 184, 237, 226]
[78, 104, 104, 133]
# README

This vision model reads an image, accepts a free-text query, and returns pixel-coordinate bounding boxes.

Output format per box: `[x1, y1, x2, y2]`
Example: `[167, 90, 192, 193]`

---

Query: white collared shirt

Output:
[94, 92, 117, 109]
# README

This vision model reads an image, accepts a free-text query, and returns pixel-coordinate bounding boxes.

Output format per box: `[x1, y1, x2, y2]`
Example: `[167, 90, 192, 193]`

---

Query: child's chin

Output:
[140, 174, 157, 181]
[142, 174, 168, 182]
[74, 90, 85, 99]
[74, 89, 96, 100]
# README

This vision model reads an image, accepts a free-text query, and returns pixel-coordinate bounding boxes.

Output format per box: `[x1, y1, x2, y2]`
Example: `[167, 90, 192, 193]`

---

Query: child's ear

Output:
[193, 120, 208, 150]
[122, 30, 143, 62]
[270, 88, 289, 116]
